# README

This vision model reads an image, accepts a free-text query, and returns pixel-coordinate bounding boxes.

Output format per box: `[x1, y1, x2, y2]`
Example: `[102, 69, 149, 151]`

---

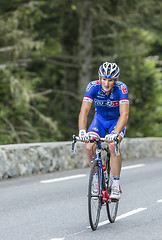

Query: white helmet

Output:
[98, 62, 120, 79]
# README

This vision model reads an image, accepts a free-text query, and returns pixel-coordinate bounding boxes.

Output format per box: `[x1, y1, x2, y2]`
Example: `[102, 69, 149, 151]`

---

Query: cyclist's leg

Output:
[85, 115, 106, 166]
[108, 122, 126, 198]
[108, 122, 126, 178]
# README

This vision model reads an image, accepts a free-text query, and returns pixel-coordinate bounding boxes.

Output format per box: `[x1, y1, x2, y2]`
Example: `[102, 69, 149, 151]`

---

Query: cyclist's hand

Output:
[105, 132, 119, 142]
[79, 129, 89, 142]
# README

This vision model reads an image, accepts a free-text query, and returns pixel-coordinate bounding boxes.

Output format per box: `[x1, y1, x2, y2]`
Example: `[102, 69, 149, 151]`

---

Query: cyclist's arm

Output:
[113, 102, 129, 135]
[79, 101, 92, 131]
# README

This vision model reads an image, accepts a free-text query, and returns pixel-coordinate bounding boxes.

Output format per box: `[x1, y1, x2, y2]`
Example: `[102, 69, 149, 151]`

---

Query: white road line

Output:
[116, 208, 147, 220]
[122, 164, 145, 170]
[40, 174, 87, 183]
[157, 199, 162, 203]
[87, 207, 147, 228]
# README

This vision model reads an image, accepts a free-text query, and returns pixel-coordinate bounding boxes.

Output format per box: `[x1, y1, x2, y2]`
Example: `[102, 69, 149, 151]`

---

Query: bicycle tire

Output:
[88, 160, 102, 230]
[106, 169, 119, 223]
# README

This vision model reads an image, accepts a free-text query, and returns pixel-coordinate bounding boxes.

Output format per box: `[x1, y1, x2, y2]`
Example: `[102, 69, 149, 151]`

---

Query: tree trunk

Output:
[78, 0, 93, 98]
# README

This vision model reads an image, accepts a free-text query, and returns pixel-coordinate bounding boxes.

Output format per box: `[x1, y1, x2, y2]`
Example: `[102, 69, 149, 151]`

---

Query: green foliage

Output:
[0, 1, 62, 144]
[126, 59, 162, 137]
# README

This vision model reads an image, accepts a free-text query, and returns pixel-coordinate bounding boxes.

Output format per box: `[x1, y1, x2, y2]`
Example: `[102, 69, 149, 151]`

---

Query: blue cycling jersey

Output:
[83, 80, 129, 121]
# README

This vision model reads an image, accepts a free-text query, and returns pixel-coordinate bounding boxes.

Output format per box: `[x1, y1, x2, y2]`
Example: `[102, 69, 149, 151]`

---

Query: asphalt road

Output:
[0, 157, 162, 240]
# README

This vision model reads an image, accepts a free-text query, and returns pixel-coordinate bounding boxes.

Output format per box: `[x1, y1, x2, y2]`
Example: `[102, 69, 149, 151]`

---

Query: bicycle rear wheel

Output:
[106, 170, 119, 223]
[88, 160, 102, 230]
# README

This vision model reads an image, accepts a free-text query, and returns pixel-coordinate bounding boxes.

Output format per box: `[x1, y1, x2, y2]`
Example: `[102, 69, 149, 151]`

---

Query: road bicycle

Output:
[72, 135, 120, 230]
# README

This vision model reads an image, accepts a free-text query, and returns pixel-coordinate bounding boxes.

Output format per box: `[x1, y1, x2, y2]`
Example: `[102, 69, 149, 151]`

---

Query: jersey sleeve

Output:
[119, 83, 129, 104]
[83, 82, 96, 103]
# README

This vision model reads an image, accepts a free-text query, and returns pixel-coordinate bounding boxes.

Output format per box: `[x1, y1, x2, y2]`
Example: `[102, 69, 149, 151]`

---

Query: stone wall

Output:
[0, 138, 162, 179]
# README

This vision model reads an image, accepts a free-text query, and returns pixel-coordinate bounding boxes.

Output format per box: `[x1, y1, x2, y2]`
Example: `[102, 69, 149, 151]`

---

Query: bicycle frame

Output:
[72, 135, 119, 200]
[72, 134, 119, 204]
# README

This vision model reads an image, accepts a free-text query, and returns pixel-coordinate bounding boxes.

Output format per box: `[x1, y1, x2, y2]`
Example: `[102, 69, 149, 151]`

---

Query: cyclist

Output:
[78, 62, 129, 200]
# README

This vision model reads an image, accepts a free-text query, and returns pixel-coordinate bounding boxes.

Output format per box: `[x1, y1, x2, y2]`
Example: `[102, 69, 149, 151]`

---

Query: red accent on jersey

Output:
[112, 101, 119, 107]
[84, 96, 93, 100]
[121, 86, 128, 94]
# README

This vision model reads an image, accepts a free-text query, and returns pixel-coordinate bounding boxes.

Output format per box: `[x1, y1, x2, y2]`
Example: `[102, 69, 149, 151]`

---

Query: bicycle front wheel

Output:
[106, 170, 119, 223]
[88, 160, 102, 230]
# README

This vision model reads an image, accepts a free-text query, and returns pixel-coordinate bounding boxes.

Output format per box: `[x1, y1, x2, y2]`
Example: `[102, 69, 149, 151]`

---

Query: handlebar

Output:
[72, 135, 120, 156]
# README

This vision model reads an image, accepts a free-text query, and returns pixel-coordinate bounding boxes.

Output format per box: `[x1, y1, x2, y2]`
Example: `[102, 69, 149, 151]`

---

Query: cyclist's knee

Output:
[109, 142, 116, 154]
[86, 143, 96, 157]
[86, 143, 93, 153]
[109, 142, 121, 156]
